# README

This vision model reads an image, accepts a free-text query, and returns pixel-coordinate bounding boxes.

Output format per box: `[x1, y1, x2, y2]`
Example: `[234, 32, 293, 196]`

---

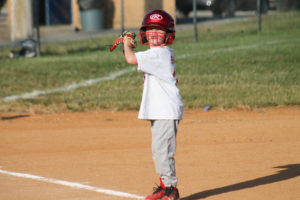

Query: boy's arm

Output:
[123, 39, 138, 65]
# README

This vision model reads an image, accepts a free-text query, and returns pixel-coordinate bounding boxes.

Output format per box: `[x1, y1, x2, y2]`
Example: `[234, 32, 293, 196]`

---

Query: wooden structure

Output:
[6, 0, 175, 40]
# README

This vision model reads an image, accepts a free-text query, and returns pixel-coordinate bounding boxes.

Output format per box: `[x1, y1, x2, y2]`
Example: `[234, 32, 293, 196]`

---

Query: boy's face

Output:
[146, 26, 167, 47]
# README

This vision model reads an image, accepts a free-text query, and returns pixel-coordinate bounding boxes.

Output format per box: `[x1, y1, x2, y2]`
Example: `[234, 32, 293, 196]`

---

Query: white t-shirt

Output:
[135, 46, 184, 120]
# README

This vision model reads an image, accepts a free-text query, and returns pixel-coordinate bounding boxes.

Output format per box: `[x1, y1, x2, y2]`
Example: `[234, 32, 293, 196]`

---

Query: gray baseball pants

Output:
[150, 120, 179, 187]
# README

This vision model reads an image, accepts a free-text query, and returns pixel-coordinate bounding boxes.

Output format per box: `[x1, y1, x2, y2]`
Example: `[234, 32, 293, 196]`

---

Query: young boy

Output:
[123, 9, 184, 200]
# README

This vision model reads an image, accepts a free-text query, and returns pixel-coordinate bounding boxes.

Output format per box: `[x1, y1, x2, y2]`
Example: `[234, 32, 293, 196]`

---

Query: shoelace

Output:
[152, 185, 163, 194]
[164, 186, 175, 196]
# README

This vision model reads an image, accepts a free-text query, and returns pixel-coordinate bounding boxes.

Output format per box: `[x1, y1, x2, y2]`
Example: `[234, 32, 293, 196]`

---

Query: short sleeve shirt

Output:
[135, 46, 184, 120]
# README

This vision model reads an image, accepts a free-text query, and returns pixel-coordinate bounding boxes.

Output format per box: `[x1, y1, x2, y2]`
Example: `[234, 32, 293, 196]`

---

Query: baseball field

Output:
[0, 11, 300, 199]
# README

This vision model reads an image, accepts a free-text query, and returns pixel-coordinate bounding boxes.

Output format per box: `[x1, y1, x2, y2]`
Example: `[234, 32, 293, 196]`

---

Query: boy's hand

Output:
[110, 31, 137, 52]
[123, 31, 137, 48]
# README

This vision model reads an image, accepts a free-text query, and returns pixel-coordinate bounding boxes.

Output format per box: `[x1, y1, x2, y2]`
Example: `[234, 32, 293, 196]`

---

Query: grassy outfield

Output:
[0, 11, 299, 113]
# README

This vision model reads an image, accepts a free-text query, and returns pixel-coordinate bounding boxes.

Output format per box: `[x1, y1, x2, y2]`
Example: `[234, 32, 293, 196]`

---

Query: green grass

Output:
[0, 11, 300, 113]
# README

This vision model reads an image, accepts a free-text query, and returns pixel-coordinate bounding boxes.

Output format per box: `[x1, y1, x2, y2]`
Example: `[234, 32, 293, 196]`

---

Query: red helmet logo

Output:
[149, 14, 163, 21]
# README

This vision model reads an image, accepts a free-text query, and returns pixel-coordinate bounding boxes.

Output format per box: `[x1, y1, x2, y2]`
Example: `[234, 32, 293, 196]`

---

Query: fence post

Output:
[35, 0, 41, 57]
[121, 0, 124, 34]
[193, 0, 198, 42]
[257, 0, 262, 32]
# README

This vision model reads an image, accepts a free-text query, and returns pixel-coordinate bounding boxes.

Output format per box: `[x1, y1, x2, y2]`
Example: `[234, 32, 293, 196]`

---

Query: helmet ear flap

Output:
[165, 32, 175, 45]
[142, 37, 148, 44]
[139, 30, 148, 45]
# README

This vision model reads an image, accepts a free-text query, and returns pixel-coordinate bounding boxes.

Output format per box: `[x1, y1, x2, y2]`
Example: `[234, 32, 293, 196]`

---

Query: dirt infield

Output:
[1, 107, 299, 200]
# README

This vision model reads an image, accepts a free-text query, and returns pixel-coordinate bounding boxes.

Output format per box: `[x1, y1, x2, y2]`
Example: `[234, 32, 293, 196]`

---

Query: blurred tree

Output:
[279, 0, 300, 10]
[0, 0, 6, 11]
[212, 0, 236, 17]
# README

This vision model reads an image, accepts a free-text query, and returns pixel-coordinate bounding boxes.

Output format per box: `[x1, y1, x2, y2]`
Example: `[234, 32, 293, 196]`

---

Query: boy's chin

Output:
[149, 42, 164, 47]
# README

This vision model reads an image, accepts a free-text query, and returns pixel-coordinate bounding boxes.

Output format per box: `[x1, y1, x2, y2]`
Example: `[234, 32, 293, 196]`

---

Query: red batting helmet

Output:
[140, 9, 175, 46]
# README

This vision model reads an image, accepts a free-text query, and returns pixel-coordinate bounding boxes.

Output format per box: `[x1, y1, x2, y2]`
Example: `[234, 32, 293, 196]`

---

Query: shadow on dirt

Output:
[1, 115, 30, 121]
[181, 164, 300, 200]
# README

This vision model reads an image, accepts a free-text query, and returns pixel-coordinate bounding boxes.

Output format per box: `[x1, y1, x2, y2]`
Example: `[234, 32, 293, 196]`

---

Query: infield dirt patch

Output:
[1, 107, 299, 200]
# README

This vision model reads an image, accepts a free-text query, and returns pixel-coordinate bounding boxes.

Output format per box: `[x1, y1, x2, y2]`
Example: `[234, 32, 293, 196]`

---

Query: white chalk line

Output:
[2, 67, 136, 102]
[177, 39, 300, 59]
[0, 168, 144, 199]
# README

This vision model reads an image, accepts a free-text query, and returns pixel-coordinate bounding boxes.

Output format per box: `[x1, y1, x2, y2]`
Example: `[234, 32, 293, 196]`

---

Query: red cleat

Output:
[145, 178, 167, 200]
[161, 186, 180, 200]
[145, 185, 165, 200]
